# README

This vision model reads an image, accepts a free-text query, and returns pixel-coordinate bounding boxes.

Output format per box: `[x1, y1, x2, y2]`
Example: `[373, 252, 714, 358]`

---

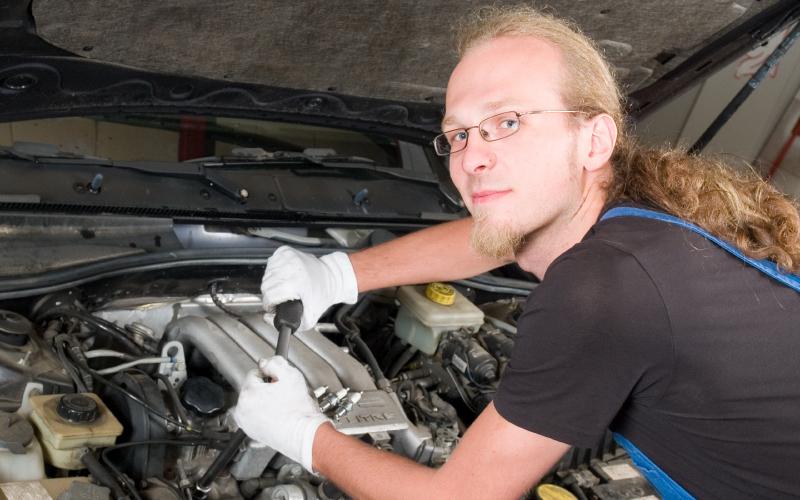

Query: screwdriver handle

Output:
[274, 299, 303, 358]
[273, 300, 303, 335]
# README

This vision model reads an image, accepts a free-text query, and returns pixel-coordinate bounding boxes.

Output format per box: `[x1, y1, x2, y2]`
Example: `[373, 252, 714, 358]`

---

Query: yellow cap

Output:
[535, 484, 577, 500]
[425, 282, 456, 305]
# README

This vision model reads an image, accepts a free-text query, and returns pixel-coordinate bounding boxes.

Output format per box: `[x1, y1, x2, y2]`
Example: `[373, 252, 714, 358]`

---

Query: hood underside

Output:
[0, 1, 798, 133]
[31, 1, 798, 101]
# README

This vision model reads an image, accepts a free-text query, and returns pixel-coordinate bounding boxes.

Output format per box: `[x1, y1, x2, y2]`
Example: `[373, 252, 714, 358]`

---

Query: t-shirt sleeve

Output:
[493, 240, 674, 448]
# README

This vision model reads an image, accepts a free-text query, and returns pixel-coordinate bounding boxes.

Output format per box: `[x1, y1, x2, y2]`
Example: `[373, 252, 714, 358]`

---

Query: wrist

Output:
[321, 252, 358, 304]
[300, 413, 331, 473]
[311, 421, 337, 475]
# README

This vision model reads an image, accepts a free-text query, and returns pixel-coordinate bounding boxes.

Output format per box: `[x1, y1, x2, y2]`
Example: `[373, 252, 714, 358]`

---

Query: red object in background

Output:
[766, 115, 800, 181]
[178, 116, 208, 161]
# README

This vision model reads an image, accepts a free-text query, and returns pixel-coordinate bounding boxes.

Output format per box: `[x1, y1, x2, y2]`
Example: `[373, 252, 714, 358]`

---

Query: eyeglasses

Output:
[432, 110, 583, 156]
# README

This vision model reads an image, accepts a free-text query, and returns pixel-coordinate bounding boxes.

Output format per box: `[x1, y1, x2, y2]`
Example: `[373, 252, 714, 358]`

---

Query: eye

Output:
[498, 118, 519, 130]
[448, 130, 468, 144]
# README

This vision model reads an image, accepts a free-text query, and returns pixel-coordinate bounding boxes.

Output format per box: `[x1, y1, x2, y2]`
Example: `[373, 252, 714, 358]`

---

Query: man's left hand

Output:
[233, 356, 329, 472]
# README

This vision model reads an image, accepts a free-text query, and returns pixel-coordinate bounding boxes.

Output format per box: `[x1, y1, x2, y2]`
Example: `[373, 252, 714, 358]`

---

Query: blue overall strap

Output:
[612, 433, 696, 500]
[601, 206, 800, 293]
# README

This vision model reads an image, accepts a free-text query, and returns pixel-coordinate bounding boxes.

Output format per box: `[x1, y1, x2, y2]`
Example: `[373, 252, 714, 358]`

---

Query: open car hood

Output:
[0, 0, 798, 135]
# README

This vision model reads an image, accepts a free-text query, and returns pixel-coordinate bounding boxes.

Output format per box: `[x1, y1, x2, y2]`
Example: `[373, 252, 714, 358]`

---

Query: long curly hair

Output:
[610, 138, 800, 271]
[456, 5, 800, 272]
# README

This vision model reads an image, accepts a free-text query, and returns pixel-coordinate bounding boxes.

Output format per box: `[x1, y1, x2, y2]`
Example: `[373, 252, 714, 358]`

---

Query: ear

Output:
[583, 113, 617, 172]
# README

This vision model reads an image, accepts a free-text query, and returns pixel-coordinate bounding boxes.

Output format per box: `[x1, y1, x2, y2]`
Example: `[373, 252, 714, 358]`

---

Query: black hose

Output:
[56, 334, 93, 391]
[55, 336, 88, 392]
[39, 309, 146, 356]
[396, 367, 432, 381]
[89, 369, 202, 435]
[352, 335, 387, 386]
[383, 337, 410, 371]
[100, 439, 220, 500]
[334, 303, 387, 385]
[81, 451, 129, 499]
[208, 279, 245, 319]
[154, 373, 191, 429]
[49, 334, 198, 435]
[194, 431, 247, 497]
[239, 477, 278, 499]
[446, 366, 477, 414]
[387, 346, 418, 379]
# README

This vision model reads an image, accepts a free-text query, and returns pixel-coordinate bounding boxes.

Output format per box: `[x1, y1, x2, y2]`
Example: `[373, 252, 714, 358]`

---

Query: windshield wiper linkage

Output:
[22, 157, 249, 203]
[113, 161, 248, 203]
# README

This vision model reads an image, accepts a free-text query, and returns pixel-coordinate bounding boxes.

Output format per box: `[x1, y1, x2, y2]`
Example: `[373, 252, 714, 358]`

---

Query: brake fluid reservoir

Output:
[0, 411, 45, 482]
[29, 393, 123, 470]
[394, 283, 484, 355]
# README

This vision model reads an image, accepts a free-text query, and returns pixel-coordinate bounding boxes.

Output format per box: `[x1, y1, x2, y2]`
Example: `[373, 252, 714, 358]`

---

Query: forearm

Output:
[350, 217, 509, 292]
[313, 423, 441, 500]
[312, 404, 568, 500]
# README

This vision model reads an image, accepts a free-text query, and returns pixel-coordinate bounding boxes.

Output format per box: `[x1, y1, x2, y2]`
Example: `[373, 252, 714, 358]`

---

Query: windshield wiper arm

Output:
[113, 161, 247, 202]
[197, 153, 438, 185]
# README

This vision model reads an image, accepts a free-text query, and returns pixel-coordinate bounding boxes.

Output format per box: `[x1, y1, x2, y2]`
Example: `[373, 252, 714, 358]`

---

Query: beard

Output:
[467, 135, 582, 260]
[469, 208, 527, 259]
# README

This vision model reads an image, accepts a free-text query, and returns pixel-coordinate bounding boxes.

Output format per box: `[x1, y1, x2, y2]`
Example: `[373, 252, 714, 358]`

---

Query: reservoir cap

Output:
[425, 282, 456, 305]
[57, 393, 99, 423]
[536, 484, 577, 500]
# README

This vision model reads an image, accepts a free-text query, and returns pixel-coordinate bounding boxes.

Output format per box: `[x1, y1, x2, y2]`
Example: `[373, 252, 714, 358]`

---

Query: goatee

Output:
[469, 209, 526, 259]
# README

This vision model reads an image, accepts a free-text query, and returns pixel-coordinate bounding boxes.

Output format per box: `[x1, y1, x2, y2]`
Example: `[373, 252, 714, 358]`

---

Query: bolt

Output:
[17, 352, 32, 367]
[89, 173, 103, 193]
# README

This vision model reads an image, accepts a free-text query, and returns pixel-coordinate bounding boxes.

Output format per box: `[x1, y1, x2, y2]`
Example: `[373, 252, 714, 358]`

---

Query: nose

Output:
[454, 128, 495, 176]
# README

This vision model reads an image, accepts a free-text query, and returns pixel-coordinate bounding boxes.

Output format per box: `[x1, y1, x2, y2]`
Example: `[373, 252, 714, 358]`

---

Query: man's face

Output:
[443, 36, 585, 259]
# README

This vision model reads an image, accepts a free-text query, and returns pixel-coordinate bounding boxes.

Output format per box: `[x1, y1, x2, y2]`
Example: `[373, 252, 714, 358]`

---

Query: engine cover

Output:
[164, 313, 409, 435]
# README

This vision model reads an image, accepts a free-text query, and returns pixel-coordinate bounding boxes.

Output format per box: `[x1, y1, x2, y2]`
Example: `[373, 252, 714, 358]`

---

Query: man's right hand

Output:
[261, 246, 358, 331]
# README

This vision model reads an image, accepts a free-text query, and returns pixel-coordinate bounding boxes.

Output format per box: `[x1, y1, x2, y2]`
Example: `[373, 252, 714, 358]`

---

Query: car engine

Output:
[0, 267, 656, 499]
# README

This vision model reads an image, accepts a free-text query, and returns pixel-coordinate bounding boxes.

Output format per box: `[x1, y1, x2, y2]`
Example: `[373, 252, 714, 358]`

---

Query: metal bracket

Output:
[158, 340, 187, 388]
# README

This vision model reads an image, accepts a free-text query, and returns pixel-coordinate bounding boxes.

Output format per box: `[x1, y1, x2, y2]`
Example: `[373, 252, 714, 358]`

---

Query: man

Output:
[235, 6, 800, 498]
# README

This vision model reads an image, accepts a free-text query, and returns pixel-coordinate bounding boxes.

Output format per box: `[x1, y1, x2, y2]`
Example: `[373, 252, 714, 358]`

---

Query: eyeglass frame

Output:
[432, 109, 585, 156]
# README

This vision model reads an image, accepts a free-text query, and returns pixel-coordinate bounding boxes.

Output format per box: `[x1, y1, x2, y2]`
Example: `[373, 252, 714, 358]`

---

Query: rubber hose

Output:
[81, 452, 129, 499]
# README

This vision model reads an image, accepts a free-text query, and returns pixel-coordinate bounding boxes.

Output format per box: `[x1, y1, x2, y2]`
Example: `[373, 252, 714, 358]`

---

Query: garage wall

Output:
[636, 23, 800, 197]
[759, 91, 800, 196]
[0, 118, 178, 161]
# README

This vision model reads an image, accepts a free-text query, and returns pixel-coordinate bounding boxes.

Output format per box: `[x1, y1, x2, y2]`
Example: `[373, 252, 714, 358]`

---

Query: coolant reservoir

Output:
[394, 283, 485, 355]
[0, 412, 45, 482]
[29, 393, 123, 470]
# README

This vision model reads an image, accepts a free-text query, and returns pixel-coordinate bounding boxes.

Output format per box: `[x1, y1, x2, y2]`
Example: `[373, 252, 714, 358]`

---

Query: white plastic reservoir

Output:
[394, 283, 485, 355]
[0, 411, 45, 482]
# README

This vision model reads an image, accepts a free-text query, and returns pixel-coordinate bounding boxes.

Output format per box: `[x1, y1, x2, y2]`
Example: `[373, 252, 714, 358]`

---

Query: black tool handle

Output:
[274, 299, 303, 358]
[274, 300, 303, 334]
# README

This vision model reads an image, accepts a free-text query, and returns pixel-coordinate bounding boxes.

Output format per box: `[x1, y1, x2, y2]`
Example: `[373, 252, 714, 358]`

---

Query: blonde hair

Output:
[455, 5, 800, 272]
[455, 6, 624, 132]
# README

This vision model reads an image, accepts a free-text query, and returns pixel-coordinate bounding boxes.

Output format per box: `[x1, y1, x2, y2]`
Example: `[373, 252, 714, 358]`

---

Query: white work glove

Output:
[261, 246, 358, 331]
[233, 356, 329, 472]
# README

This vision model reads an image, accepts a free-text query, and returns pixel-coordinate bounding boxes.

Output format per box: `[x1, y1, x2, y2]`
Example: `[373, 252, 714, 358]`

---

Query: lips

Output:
[471, 189, 511, 204]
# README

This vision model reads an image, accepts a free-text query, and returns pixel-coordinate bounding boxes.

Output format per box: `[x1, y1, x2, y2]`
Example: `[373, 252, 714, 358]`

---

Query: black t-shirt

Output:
[493, 208, 800, 499]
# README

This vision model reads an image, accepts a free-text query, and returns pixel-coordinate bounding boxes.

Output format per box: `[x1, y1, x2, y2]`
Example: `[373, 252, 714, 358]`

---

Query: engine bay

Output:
[0, 265, 658, 499]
